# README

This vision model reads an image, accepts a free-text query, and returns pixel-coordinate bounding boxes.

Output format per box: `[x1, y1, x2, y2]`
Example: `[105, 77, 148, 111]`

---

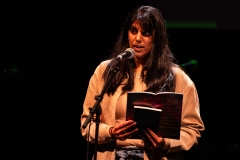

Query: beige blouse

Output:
[81, 60, 205, 160]
[115, 75, 146, 148]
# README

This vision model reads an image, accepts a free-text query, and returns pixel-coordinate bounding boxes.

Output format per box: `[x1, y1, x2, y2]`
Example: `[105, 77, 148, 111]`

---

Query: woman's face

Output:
[128, 20, 154, 60]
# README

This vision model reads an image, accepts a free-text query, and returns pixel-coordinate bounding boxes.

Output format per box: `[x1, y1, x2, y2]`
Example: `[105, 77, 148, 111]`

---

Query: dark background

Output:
[1, 1, 240, 159]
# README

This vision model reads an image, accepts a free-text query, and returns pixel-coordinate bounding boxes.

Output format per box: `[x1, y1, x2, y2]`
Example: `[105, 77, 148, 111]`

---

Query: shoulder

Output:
[171, 64, 185, 76]
[94, 60, 111, 73]
[171, 64, 196, 90]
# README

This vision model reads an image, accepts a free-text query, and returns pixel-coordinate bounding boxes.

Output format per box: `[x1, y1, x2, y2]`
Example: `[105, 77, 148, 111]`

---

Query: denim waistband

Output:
[116, 146, 144, 160]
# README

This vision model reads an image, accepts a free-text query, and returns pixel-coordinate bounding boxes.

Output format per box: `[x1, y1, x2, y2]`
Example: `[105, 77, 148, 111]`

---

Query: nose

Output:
[136, 32, 142, 43]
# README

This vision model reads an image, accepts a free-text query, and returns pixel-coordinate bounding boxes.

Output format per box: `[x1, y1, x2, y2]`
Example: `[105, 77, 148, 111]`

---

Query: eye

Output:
[141, 29, 151, 37]
[129, 27, 138, 34]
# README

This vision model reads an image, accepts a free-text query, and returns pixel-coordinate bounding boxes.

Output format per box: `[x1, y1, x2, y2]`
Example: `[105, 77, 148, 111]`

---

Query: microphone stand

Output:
[81, 59, 121, 160]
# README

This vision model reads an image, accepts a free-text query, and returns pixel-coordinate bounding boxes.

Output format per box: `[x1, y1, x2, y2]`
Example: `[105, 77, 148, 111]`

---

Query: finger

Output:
[120, 128, 138, 138]
[144, 130, 156, 147]
[124, 128, 139, 139]
[146, 128, 164, 144]
[114, 123, 137, 136]
[146, 128, 158, 139]
[114, 121, 135, 130]
[138, 133, 152, 149]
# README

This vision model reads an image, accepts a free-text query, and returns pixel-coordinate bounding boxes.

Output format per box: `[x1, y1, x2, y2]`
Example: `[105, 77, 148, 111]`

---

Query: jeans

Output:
[116, 146, 144, 160]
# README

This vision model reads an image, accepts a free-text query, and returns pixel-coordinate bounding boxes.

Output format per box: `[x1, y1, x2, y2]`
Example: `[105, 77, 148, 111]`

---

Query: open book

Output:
[126, 92, 183, 139]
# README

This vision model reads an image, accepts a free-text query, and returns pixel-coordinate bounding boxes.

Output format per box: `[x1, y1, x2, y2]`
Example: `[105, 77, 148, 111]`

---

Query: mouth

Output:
[133, 45, 143, 48]
[132, 45, 143, 52]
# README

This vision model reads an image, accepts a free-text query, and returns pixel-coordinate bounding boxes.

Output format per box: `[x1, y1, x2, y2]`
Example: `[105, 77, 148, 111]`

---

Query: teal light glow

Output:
[166, 20, 217, 29]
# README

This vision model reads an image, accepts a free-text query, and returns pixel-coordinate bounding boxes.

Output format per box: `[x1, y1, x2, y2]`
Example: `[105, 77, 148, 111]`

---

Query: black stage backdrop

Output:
[1, 1, 239, 159]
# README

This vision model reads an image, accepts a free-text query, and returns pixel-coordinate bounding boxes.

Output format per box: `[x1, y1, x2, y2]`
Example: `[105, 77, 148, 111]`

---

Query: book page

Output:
[126, 92, 182, 139]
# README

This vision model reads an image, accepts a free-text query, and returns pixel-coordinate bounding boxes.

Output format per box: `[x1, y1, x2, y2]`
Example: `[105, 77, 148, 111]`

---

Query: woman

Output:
[81, 5, 205, 160]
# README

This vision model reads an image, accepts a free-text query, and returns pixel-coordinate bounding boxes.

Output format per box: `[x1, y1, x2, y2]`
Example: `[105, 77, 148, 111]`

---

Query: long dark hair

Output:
[103, 6, 178, 95]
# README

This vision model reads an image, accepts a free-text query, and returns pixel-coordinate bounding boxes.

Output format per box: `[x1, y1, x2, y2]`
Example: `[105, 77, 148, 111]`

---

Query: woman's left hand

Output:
[138, 128, 165, 149]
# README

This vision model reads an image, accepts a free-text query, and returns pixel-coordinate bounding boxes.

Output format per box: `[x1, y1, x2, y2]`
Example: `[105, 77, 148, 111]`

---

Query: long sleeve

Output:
[164, 67, 205, 153]
[80, 60, 116, 144]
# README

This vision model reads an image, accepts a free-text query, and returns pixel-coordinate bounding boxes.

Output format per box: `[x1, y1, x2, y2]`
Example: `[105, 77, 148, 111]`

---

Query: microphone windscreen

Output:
[125, 48, 135, 59]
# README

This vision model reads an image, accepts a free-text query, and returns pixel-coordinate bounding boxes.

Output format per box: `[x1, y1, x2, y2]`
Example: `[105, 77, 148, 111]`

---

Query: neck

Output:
[134, 56, 146, 67]
[134, 67, 142, 79]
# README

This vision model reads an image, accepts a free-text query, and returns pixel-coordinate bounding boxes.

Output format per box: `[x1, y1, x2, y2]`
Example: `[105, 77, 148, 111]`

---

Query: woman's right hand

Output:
[110, 120, 138, 140]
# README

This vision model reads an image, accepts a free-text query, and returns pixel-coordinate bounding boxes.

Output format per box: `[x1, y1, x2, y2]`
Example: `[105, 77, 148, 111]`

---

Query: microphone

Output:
[180, 59, 198, 68]
[116, 48, 135, 60]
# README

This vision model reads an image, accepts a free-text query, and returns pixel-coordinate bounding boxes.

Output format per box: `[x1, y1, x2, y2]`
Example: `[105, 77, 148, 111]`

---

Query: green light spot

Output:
[166, 20, 217, 29]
